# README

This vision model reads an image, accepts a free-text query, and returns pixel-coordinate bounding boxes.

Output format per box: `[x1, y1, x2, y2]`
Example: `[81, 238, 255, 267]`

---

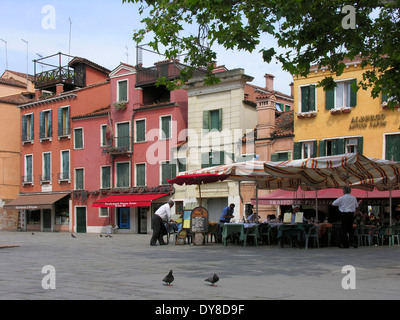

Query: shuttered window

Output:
[161, 116, 171, 139]
[118, 80, 128, 102]
[136, 163, 146, 186]
[203, 109, 223, 131]
[385, 134, 400, 161]
[101, 166, 111, 189]
[74, 128, 83, 149]
[75, 168, 84, 190]
[58, 106, 70, 137]
[40, 110, 52, 139]
[161, 161, 177, 185]
[300, 85, 316, 112]
[325, 79, 357, 110]
[22, 114, 34, 142]
[135, 119, 146, 142]
[116, 162, 129, 188]
[201, 151, 225, 168]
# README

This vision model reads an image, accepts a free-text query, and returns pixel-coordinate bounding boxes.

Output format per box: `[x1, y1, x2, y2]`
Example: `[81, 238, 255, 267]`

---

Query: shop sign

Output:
[349, 114, 386, 130]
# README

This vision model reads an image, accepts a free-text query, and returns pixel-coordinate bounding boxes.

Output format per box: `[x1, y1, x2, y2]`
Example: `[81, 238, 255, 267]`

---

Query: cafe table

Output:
[277, 223, 310, 248]
[221, 223, 259, 246]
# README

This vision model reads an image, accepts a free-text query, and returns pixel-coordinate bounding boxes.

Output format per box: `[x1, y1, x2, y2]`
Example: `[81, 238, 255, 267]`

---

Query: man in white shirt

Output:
[150, 200, 174, 246]
[332, 186, 359, 248]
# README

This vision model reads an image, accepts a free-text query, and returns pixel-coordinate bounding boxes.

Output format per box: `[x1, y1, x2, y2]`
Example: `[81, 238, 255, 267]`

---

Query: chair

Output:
[353, 225, 365, 247]
[206, 224, 219, 243]
[243, 225, 258, 247]
[362, 226, 374, 246]
[381, 227, 393, 246]
[165, 223, 179, 244]
[222, 224, 244, 246]
[305, 225, 320, 249]
[392, 225, 400, 245]
[326, 226, 333, 247]
[259, 224, 271, 245]
[370, 226, 381, 246]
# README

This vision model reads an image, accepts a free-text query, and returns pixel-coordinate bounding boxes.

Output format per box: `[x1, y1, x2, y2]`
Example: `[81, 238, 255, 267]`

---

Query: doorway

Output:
[118, 207, 130, 229]
[76, 207, 87, 233]
[138, 207, 148, 234]
[43, 209, 52, 231]
[207, 198, 228, 223]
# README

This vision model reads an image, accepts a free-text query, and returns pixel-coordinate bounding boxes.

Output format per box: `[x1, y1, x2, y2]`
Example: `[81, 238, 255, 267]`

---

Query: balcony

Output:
[22, 176, 33, 185]
[58, 172, 71, 183]
[104, 136, 133, 157]
[39, 174, 52, 185]
[34, 52, 85, 92]
[136, 60, 206, 87]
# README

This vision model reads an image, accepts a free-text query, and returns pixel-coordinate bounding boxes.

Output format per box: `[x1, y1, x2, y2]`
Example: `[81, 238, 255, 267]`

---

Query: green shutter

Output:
[357, 137, 363, 155]
[22, 115, 27, 141]
[203, 111, 210, 130]
[161, 116, 171, 139]
[309, 85, 316, 111]
[337, 138, 345, 155]
[58, 108, 63, 136]
[319, 140, 326, 157]
[136, 120, 145, 142]
[136, 164, 145, 186]
[325, 88, 334, 110]
[30, 113, 34, 140]
[271, 153, 279, 161]
[48, 110, 52, 137]
[218, 108, 223, 131]
[385, 135, 400, 161]
[40, 111, 45, 139]
[301, 87, 310, 112]
[293, 142, 302, 160]
[102, 167, 110, 188]
[350, 79, 357, 107]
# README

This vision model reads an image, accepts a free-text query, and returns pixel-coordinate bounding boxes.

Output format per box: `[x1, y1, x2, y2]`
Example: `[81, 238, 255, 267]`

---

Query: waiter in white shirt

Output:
[150, 199, 174, 246]
[332, 186, 359, 248]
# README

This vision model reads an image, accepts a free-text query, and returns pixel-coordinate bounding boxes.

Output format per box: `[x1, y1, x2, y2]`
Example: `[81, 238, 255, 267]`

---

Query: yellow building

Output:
[293, 57, 400, 161]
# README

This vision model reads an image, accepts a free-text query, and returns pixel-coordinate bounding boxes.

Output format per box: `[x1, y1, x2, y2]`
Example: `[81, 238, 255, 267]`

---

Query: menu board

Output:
[283, 212, 292, 224]
[190, 207, 209, 233]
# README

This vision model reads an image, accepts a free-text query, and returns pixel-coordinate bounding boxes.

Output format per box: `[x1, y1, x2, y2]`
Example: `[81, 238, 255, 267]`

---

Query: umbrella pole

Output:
[199, 184, 202, 207]
[315, 189, 318, 223]
[256, 185, 259, 218]
[389, 188, 392, 226]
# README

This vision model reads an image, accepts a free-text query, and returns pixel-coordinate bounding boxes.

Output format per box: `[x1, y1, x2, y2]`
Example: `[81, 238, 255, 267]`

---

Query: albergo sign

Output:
[349, 114, 386, 130]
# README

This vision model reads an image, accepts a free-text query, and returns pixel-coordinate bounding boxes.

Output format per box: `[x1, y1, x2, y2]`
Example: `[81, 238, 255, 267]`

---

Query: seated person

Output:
[248, 212, 260, 223]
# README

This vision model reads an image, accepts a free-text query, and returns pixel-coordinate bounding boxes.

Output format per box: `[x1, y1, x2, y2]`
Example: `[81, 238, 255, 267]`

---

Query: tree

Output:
[123, 0, 400, 108]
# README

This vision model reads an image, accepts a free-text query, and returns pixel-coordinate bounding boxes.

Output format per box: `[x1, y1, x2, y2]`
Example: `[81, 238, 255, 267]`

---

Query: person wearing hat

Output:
[150, 199, 174, 246]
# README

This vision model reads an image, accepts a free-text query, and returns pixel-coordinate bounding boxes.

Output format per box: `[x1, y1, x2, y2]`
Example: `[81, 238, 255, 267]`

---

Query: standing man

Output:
[150, 199, 174, 246]
[332, 186, 359, 248]
[220, 203, 235, 223]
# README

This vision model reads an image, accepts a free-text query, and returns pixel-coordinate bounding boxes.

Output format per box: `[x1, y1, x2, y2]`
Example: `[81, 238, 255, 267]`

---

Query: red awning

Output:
[252, 188, 400, 205]
[92, 193, 169, 208]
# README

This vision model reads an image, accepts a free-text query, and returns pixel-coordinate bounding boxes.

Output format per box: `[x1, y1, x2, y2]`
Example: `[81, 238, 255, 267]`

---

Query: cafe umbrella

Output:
[263, 153, 400, 224]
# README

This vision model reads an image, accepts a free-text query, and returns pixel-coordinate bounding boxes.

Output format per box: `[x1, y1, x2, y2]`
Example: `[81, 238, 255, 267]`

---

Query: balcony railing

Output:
[58, 172, 71, 183]
[22, 175, 33, 185]
[104, 136, 133, 156]
[40, 174, 52, 185]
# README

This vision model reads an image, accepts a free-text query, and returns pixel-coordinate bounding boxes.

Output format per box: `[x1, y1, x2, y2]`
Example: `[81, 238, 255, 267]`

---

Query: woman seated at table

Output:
[264, 214, 279, 224]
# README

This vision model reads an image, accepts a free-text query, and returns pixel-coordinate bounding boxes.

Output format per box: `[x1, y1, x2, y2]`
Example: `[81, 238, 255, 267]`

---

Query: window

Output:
[58, 106, 70, 137]
[41, 152, 51, 183]
[22, 113, 34, 142]
[385, 134, 400, 161]
[293, 141, 317, 159]
[117, 80, 128, 102]
[160, 115, 171, 139]
[39, 110, 52, 140]
[101, 166, 111, 189]
[135, 163, 146, 186]
[319, 137, 363, 156]
[161, 161, 177, 185]
[300, 85, 316, 113]
[116, 162, 129, 188]
[75, 168, 84, 190]
[135, 119, 146, 143]
[24, 154, 33, 184]
[271, 152, 291, 162]
[101, 125, 112, 147]
[116, 122, 130, 150]
[74, 128, 83, 149]
[203, 109, 222, 131]
[201, 150, 225, 168]
[325, 79, 357, 110]
[60, 150, 70, 181]
[99, 207, 109, 218]
[176, 158, 186, 173]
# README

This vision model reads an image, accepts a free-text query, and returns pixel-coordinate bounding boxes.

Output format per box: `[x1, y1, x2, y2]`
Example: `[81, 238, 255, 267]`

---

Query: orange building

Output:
[5, 53, 110, 232]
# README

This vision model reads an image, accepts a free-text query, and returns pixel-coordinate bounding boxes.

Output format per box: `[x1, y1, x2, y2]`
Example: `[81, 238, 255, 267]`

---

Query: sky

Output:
[0, 0, 293, 95]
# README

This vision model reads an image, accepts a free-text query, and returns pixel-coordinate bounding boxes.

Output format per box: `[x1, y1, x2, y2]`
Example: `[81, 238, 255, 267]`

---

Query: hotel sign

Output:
[349, 114, 386, 130]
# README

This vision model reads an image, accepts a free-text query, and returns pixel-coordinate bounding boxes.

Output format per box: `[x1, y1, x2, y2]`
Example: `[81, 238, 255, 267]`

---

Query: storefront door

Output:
[118, 208, 130, 229]
[138, 207, 148, 234]
[76, 207, 87, 233]
[43, 209, 52, 231]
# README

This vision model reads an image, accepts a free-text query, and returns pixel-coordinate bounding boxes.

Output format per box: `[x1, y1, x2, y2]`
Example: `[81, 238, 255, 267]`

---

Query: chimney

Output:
[56, 83, 64, 95]
[264, 74, 275, 92]
[35, 89, 42, 100]
[289, 82, 294, 98]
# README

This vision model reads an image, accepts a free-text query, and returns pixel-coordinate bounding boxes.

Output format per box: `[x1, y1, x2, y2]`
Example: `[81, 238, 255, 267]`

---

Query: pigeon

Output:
[71, 233, 77, 238]
[205, 274, 219, 287]
[31, 232, 35, 235]
[163, 270, 174, 286]
[100, 234, 103, 237]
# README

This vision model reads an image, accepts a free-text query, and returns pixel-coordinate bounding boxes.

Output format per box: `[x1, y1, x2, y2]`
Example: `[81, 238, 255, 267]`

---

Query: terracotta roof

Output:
[0, 77, 27, 88]
[310, 55, 365, 71]
[72, 105, 110, 119]
[0, 92, 35, 105]
[2, 70, 35, 82]
[272, 111, 294, 137]
[68, 57, 111, 75]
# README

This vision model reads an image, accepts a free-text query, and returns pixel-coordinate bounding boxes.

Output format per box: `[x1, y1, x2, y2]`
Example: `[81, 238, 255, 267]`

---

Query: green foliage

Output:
[123, 0, 400, 108]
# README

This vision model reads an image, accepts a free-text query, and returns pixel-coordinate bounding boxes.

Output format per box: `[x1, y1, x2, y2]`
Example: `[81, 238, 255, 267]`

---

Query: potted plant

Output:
[113, 101, 127, 111]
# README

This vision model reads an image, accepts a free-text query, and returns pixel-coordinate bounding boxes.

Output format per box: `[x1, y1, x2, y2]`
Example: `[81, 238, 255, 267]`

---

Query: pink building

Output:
[90, 61, 191, 234]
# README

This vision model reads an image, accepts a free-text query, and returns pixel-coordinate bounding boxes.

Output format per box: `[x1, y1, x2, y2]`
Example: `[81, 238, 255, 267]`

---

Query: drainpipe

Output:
[131, 109, 137, 190]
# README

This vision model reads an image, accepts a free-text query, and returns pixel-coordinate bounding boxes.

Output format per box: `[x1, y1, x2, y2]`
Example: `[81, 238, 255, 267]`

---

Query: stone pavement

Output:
[0, 231, 399, 300]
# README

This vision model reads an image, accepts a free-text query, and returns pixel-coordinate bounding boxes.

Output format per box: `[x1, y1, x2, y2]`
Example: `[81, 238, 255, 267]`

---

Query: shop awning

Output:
[92, 193, 170, 208]
[4, 192, 70, 210]
[252, 188, 400, 205]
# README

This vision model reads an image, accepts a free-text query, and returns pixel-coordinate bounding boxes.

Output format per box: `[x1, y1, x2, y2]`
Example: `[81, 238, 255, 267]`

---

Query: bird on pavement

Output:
[163, 270, 174, 286]
[205, 274, 219, 287]
[31, 232, 34, 235]
[71, 233, 77, 238]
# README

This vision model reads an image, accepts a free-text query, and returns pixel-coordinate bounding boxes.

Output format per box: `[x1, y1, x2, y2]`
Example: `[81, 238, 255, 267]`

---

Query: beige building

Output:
[173, 69, 258, 222]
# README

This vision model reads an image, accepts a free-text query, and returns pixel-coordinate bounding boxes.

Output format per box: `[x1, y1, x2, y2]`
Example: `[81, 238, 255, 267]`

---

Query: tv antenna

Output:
[1, 39, 8, 70]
